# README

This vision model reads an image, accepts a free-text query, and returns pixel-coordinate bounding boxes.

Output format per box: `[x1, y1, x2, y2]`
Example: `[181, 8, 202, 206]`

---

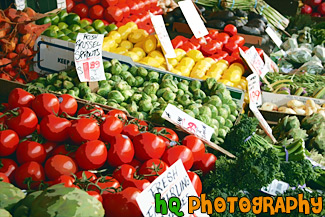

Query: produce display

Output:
[0, 1, 324, 216]
[30, 59, 240, 144]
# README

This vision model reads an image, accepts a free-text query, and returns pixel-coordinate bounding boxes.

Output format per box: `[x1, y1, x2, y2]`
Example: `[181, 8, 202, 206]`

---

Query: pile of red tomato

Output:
[301, 0, 325, 17]
[0, 88, 217, 216]
[66, 0, 163, 29]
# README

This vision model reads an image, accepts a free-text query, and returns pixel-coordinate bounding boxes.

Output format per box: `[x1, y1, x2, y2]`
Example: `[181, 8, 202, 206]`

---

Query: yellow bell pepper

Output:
[125, 51, 140, 62]
[117, 25, 132, 40]
[112, 47, 128, 55]
[128, 29, 149, 43]
[125, 22, 138, 31]
[222, 63, 244, 84]
[175, 49, 186, 61]
[219, 79, 235, 87]
[140, 57, 160, 68]
[186, 50, 204, 62]
[167, 58, 178, 67]
[131, 47, 146, 59]
[143, 35, 157, 54]
[106, 31, 122, 44]
[120, 40, 133, 50]
[170, 69, 182, 75]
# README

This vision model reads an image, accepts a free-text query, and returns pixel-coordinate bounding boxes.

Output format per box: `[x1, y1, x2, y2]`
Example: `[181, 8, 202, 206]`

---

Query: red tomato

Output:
[240, 46, 249, 52]
[45, 155, 78, 180]
[201, 40, 223, 56]
[129, 158, 141, 169]
[32, 93, 59, 119]
[318, 3, 325, 15]
[48, 144, 76, 158]
[192, 153, 217, 175]
[43, 141, 57, 154]
[182, 135, 205, 161]
[101, 0, 118, 7]
[180, 41, 196, 53]
[75, 140, 107, 170]
[66, 0, 75, 12]
[107, 110, 128, 122]
[112, 164, 136, 183]
[138, 159, 169, 182]
[123, 178, 150, 191]
[133, 132, 166, 162]
[78, 105, 104, 119]
[6, 107, 38, 138]
[75, 171, 97, 182]
[171, 36, 187, 49]
[311, 12, 322, 17]
[0, 130, 19, 157]
[89, 5, 104, 20]
[162, 145, 194, 171]
[104, 6, 124, 22]
[301, 4, 313, 14]
[210, 51, 229, 61]
[85, 0, 100, 6]
[215, 33, 230, 44]
[69, 118, 100, 144]
[187, 172, 202, 195]
[117, 3, 130, 18]
[224, 56, 237, 64]
[224, 24, 237, 36]
[189, 38, 201, 50]
[87, 190, 103, 202]
[8, 88, 35, 109]
[100, 116, 123, 142]
[153, 127, 179, 147]
[204, 35, 212, 43]
[107, 134, 134, 167]
[122, 124, 140, 140]
[16, 141, 46, 165]
[0, 158, 17, 182]
[228, 35, 245, 47]
[40, 115, 71, 142]
[255, 48, 264, 59]
[128, 1, 139, 15]
[89, 176, 120, 195]
[0, 172, 9, 183]
[103, 187, 142, 217]
[208, 29, 219, 40]
[135, 0, 145, 11]
[143, 0, 151, 10]
[73, 3, 89, 18]
[0, 73, 10, 80]
[223, 41, 239, 54]
[55, 175, 77, 188]
[190, 36, 206, 46]
[58, 94, 78, 117]
[15, 161, 45, 189]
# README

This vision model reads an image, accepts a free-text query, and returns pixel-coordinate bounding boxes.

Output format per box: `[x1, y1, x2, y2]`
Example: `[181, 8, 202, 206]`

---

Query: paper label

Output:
[74, 33, 105, 82]
[265, 27, 283, 48]
[15, 0, 26, 10]
[136, 160, 209, 217]
[178, 0, 209, 39]
[150, 14, 176, 58]
[261, 179, 289, 196]
[162, 104, 214, 141]
[57, 0, 67, 9]
[244, 46, 268, 78]
[263, 52, 279, 73]
[247, 74, 262, 107]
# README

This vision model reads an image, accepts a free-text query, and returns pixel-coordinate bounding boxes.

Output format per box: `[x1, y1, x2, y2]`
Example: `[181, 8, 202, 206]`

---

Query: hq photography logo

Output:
[154, 193, 323, 216]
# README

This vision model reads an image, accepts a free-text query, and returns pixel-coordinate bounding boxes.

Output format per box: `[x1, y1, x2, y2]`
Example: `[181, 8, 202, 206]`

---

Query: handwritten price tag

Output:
[15, 0, 26, 10]
[162, 104, 214, 141]
[265, 26, 283, 48]
[247, 74, 262, 107]
[178, 0, 208, 39]
[74, 33, 105, 82]
[245, 46, 268, 78]
[149, 13, 176, 59]
[263, 52, 279, 73]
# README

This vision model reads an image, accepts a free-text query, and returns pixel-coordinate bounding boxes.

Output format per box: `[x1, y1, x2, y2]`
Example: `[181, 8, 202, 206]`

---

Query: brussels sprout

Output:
[222, 126, 230, 133]
[78, 82, 88, 89]
[137, 87, 144, 93]
[204, 78, 217, 93]
[63, 81, 74, 90]
[46, 85, 56, 92]
[228, 114, 237, 123]
[98, 80, 108, 87]
[115, 80, 131, 91]
[150, 94, 158, 102]
[103, 61, 112, 72]
[222, 104, 231, 116]
[118, 106, 127, 112]
[142, 93, 152, 102]
[97, 83, 112, 97]
[107, 101, 119, 108]
[107, 90, 125, 103]
[184, 109, 195, 117]
[53, 80, 63, 89]
[195, 99, 202, 104]
[206, 104, 218, 119]
[163, 90, 176, 101]
[134, 76, 144, 87]
[208, 96, 222, 107]
[193, 89, 206, 100]
[152, 101, 160, 110]
[177, 89, 184, 96]
[126, 101, 138, 114]
[184, 90, 193, 98]
[150, 110, 165, 124]
[197, 114, 211, 126]
[189, 80, 201, 93]
[157, 87, 171, 97]
[162, 73, 174, 81]
[126, 75, 136, 86]
[228, 101, 238, 114]
[84, 93, 97, 102]
[232, 109, 239, 117]
[218, 107, 229, 119]
[46, 73, 58, 84]
[61, 89, 68, 94]
[95, 94, 107, 105]
[137, 67, 148, 77]
[203, 96, 211, 104]
[111, 75, 122, 82]
[160, 79, 178, 92]
[225, 119, 234, 128]
[211, 119, 220, 129]
[158, 97, 167, 105]
[105, 73, 112, 80]
[111, 62, 123, 75]
[80, 86, 91, 97]
[58, 71, 71, 81]
[177, 81, 189, 92]
[121, 64, 130, 71]
[215, 116, 226, 127]
[121, 71, 132, 80]
[147, 71, 159, 82]
[214, 89, 232, 103]
[139, 100, 152, 112]
[199, 106, 212, 117]
[187, 104, 200, 116]
[132, 112, 145, 120]
[121, 89, 134, 101]
[72, 87, 80, 96]
[218, 128, 227, 139]
[129, 66, 138, 76]
[108, 80, 115, 86]
[176, 104, 183, 110]
[144, 83, 160, 95]
[131, 93, 142, 102]
[121, 102, 128, 107]
[141, 112, 149, 120]
[176, 94, 192, 107]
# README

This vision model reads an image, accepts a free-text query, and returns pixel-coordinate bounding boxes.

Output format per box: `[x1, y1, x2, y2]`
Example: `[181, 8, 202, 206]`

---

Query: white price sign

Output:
[265, 26, 283, 48]
[162, 104, 214, 141]
[247, 74, 262, 107]
[178, 0, 209, 39]
[15, 0, 26, 10]
[150, 13, 176, 58]
[245, 46, 268, 78]
[136, 160, 209, 217]
[74, 33, 106, 82]
[263, 52, 279, 73]
[261, 179, 289, 196]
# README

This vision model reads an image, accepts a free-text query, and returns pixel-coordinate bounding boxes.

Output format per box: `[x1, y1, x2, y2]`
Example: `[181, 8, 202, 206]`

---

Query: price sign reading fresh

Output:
[149, 13, 176, 59]
[178, 0, 209, 39]
[74, 33, 106, 82]
[265, 26, 283, 48]
[247, 74, 262, 107]
[162, 104, 214, 141]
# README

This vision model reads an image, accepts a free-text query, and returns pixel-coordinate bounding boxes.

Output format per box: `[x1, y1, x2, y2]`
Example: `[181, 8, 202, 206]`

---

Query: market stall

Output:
[0, 0, 324, 216]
